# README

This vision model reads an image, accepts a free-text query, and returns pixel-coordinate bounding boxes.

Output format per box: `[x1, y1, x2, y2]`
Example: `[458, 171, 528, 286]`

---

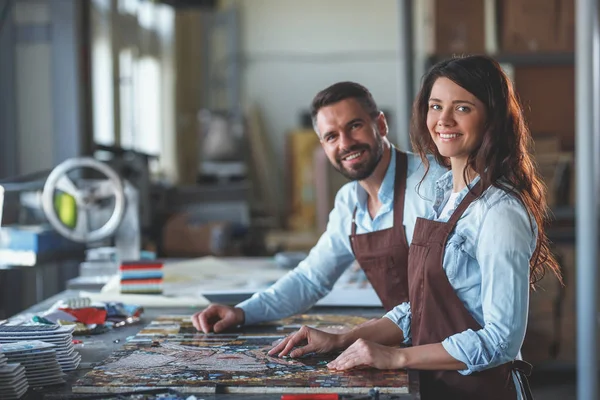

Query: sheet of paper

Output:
[80, 290, 210, 308]
[89, 275, 209, 308]
[161, 257, 288, 297]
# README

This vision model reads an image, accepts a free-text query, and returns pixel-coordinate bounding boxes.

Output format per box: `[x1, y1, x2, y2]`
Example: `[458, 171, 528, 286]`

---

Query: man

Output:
[192, 81, 447, 333]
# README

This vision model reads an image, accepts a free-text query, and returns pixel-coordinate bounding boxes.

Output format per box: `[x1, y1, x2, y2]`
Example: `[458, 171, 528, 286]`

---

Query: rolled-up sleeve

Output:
[441, 198, 535, 374]
[238, 187, 356, 326]
[384, 302, 412, 344]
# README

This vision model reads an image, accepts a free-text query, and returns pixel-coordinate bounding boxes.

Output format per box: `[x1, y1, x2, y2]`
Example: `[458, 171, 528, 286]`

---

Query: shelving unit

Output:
[427, 52, 575, 68]
[423, 0, 579, 368]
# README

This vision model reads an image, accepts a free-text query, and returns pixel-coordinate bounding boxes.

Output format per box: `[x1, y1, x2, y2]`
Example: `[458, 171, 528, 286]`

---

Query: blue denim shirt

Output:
[385, 170, 536, 376]
[238, 148, 448, 325]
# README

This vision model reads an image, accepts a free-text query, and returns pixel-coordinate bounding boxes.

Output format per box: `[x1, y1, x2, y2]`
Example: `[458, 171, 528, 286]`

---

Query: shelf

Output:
[427, 52, 575, 68]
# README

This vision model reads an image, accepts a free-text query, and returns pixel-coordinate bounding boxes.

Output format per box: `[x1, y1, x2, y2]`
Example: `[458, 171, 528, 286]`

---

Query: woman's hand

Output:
[327, 338, 405, 370]
[268, 325, 344, 358]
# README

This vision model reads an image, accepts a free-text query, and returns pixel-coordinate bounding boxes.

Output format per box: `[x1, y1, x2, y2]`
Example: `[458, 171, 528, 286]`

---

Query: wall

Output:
[0, 0, 18, 179]
[14, 1, 55, 175]
[222, 0, 401, 169]
[0, 0, 87, 178]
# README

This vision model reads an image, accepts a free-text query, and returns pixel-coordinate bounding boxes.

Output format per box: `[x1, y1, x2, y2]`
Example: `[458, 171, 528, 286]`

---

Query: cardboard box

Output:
[287, 130, 321, 232]
[523, 243, 575, 364]
[533, 134, 561, 155]
[501, 0, 574, 53]
[514, 65, 575, 149]
[560, 0, 575, 51]
[434, 0, 486, 54]
[523, 243, 600, 366]
[265, 230, 320, 254]
[162, 213, 232, 257]
[535, 151, 574, 208]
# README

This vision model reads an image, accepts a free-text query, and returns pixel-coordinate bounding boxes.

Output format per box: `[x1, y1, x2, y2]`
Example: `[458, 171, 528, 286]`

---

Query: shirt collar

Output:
[355, 146, 396, 211]
[433, 170, 481, 211]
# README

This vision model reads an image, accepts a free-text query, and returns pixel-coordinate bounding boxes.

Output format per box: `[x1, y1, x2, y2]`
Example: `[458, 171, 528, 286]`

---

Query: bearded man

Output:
[192, 82, 446, 335]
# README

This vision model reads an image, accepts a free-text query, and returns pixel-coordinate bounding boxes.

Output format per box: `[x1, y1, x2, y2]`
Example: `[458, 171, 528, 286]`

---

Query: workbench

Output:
[13, 290, 420, 400]
[0, 253, 82, 319]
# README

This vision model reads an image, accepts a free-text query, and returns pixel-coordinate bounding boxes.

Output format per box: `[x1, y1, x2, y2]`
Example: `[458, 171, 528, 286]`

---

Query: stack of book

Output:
[120, 261, 164, 294]
[0, 325, 81, 373]
[0, 353, 28, 399]
[0, 340, 64, 388]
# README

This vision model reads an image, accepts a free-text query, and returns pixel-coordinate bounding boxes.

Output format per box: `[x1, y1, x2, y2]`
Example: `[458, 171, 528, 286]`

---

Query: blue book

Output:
[0, 225, 79, 253]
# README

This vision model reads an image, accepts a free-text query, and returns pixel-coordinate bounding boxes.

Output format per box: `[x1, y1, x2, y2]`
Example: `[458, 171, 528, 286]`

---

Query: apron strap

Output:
[512, 360, 534, 400]
[512, 360, 533, 376]
[446, 180, 486, 227]
[392, 149, 408, 230]
[350, 149, 406, 238]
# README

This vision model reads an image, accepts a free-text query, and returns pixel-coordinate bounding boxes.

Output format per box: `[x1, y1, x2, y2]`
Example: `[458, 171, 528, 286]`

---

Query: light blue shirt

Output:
[238, 148, 448, 325]
[385, 170, 535, 377]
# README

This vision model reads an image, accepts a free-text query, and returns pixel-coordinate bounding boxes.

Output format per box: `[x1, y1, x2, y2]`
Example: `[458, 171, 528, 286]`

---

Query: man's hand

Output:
[326, 338, 405, 371]
[191, 304, 245, 333]
[268, 325, 344, 358]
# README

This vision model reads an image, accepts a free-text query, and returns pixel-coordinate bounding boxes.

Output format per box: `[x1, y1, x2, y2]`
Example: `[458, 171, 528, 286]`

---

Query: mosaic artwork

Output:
[73, 314, 410, 395]
[140, 314, 374, 336]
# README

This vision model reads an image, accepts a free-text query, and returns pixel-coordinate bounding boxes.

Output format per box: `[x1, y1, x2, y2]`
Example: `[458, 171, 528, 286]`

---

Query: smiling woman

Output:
[426, 77, 487, 190]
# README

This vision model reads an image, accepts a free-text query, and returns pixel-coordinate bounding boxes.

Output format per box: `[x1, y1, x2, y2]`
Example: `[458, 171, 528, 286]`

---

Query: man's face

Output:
[315, 98, 386, 181]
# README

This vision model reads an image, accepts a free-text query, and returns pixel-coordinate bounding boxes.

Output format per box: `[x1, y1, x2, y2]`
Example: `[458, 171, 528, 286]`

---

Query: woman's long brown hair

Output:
[411, 55, 562, 287]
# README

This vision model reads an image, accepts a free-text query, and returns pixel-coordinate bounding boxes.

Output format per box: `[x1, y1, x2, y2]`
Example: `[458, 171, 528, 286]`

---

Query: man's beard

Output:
[334, 136, 384, 181]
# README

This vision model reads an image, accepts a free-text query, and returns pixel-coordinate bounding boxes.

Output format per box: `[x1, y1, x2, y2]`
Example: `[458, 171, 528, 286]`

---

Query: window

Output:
[90, 0, 174, 177]
[135, 56, 161, 156]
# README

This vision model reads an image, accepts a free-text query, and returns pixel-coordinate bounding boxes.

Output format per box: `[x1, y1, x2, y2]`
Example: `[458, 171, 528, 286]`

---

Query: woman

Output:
[268, 55, 562, 400]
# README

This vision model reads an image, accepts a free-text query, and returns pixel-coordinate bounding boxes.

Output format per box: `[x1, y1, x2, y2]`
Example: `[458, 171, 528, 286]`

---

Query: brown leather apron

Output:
[349, 149, 409, 311]
[408, 182, 533, 400]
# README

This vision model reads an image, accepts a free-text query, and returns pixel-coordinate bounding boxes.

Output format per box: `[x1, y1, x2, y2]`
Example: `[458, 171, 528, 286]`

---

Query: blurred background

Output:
[0, 1, 595, 398]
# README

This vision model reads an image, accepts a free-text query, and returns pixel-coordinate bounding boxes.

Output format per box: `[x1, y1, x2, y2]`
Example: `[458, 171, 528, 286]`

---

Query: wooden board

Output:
[73, 315, 411, 395]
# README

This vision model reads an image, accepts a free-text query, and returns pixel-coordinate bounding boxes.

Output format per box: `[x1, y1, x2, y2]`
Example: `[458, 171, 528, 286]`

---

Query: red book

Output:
[120, 264, 163, 271]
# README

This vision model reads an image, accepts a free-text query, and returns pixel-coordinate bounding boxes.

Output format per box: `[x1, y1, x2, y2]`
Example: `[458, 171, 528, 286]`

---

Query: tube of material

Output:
[0, 185, 3, 227]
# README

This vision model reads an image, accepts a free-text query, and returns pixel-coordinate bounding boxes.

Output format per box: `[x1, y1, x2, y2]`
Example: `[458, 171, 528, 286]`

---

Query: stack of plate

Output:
[0, 341, 64, 388]
[0, 353, 28, 400]
[0, 325, 81, 372]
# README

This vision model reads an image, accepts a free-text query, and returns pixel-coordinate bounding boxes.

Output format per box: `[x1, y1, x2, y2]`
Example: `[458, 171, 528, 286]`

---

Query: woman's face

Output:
[426, 77, 487, 167]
